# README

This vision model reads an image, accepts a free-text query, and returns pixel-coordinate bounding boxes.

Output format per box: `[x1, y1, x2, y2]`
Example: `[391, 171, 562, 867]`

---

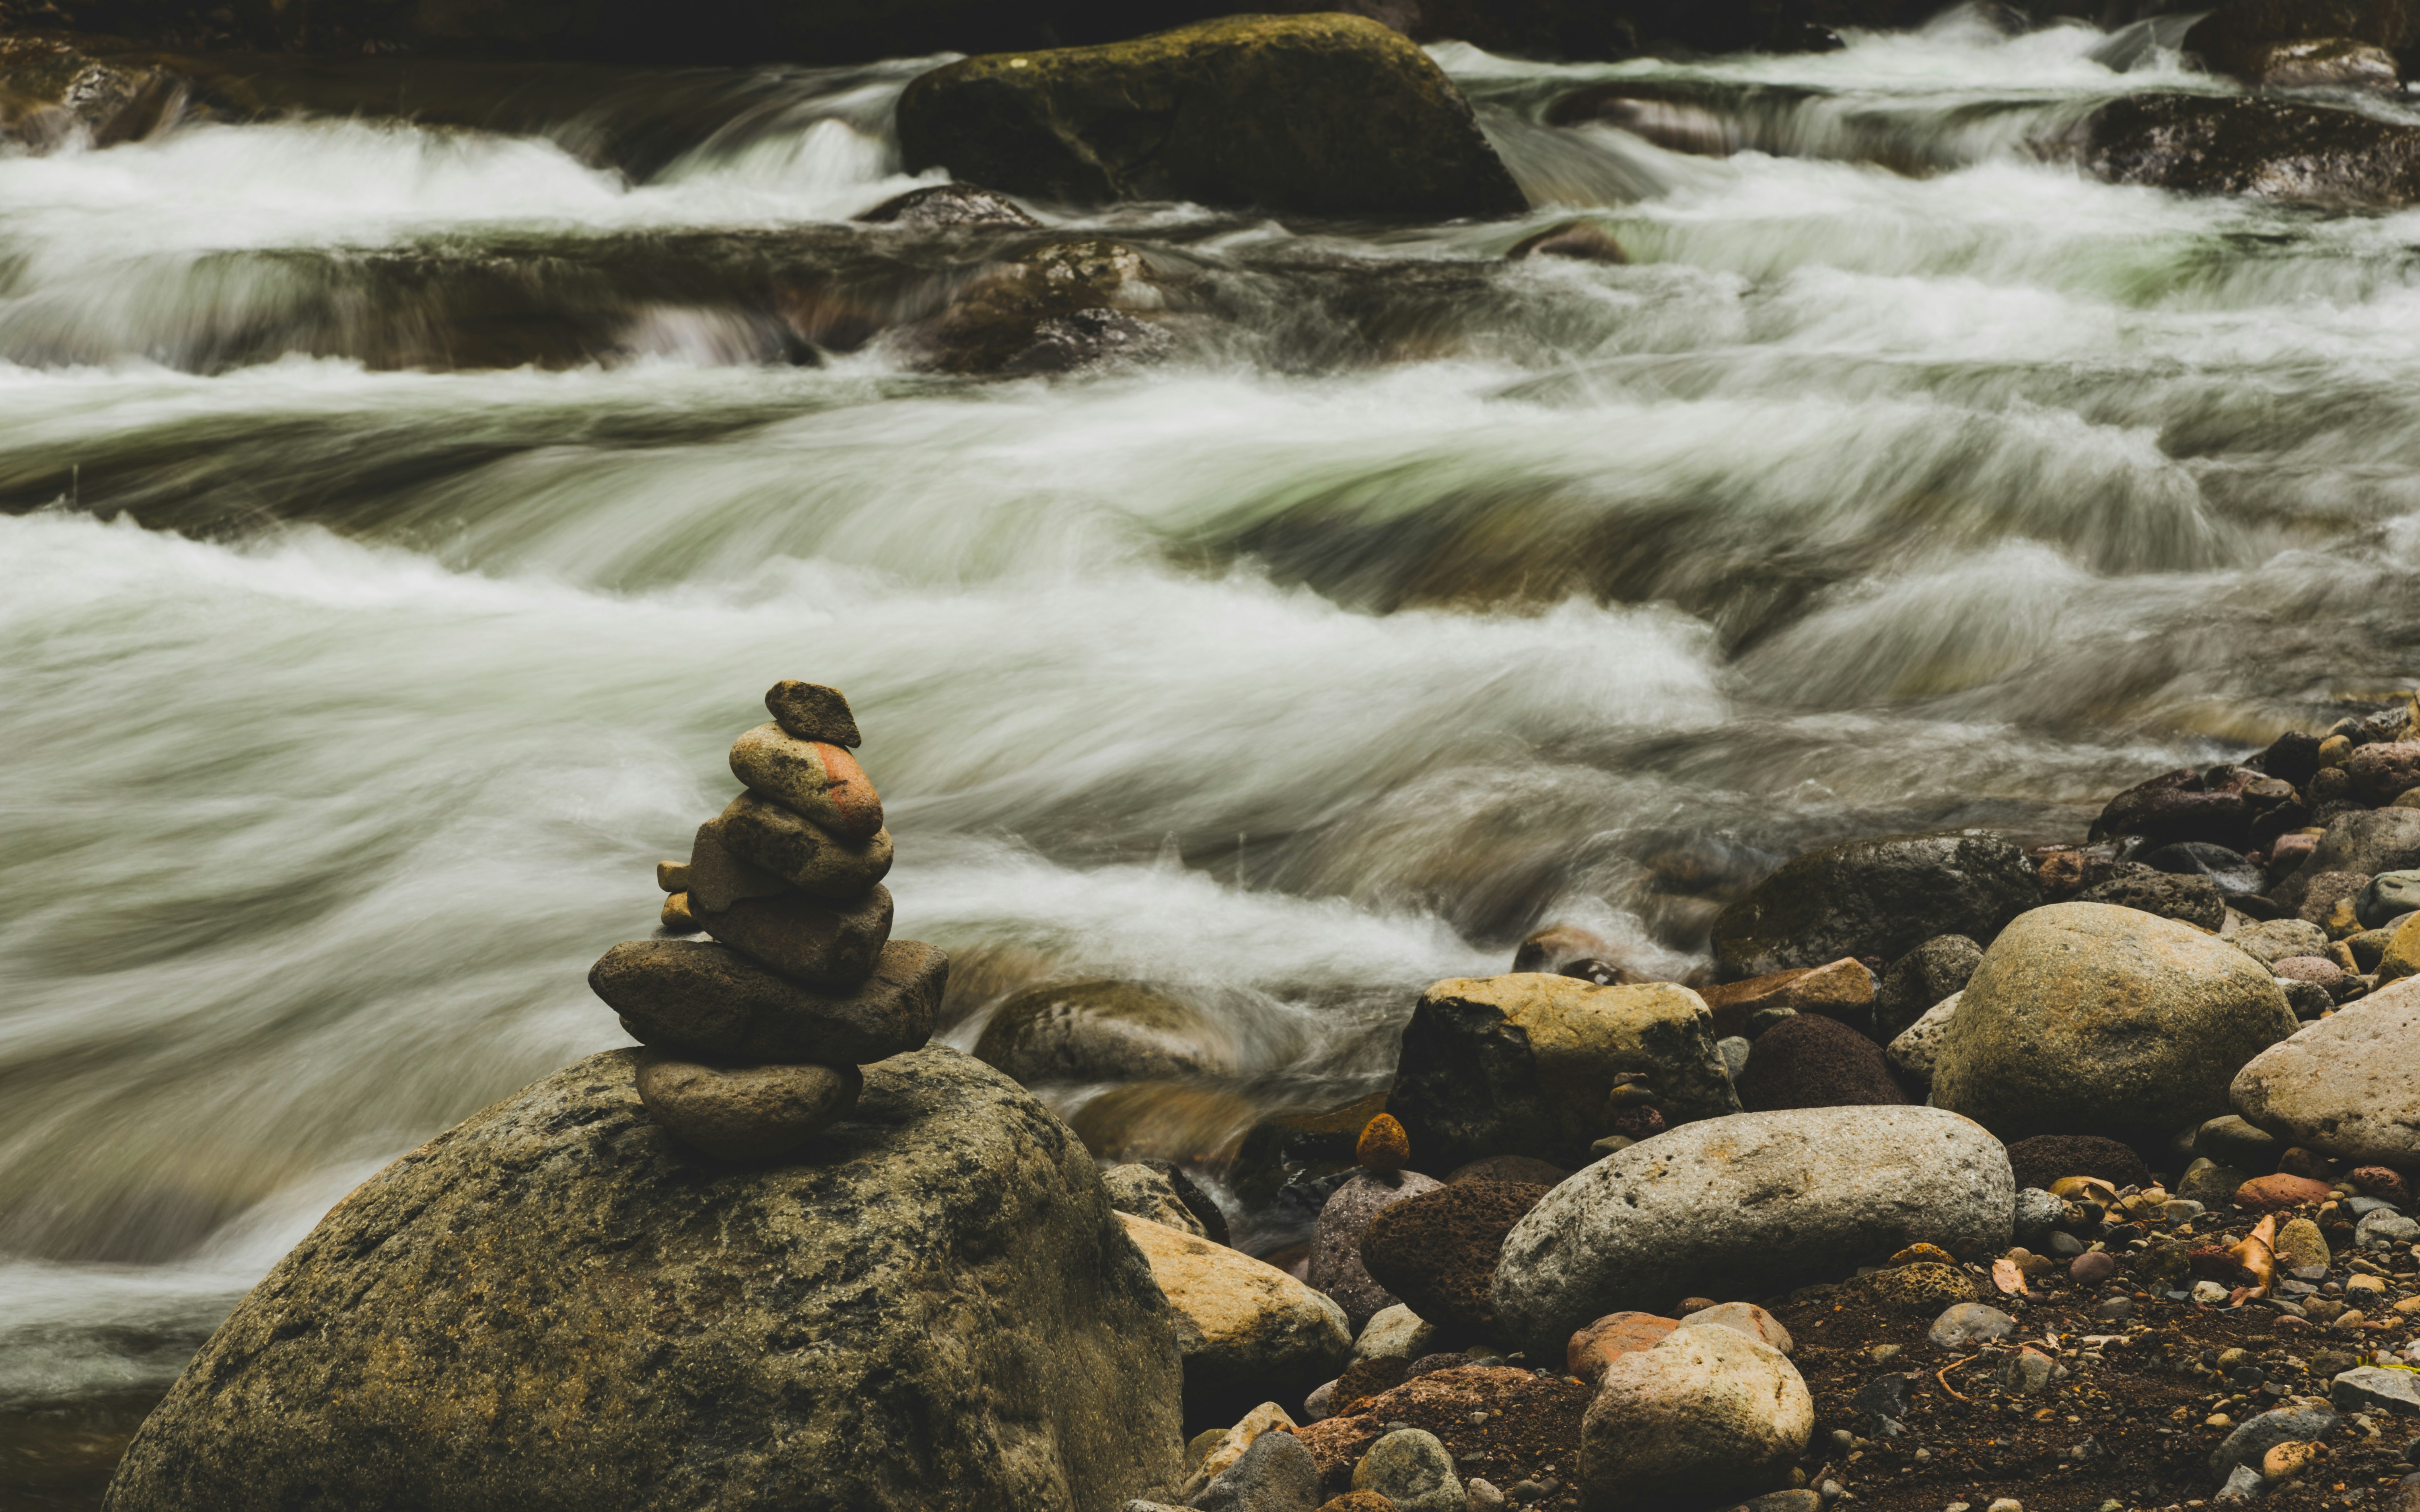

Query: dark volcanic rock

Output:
[1732, 1012, 1908, 1113]
[1873, 934, 1981, 1043]
[2004, 1133, 2152, 1194]
[894, 15, 1528, 219]
[2182, 0, 2414, 81]
[101, 1047, 1185, 1512]
[1709, 831, 2038, 982]
[2073, 869, 2226, 931]
[1359, 1180, 1551, 1339]
[1310, 1169, 1446, 1332]
[2080, 94, 2420, 206]
[2275, 808, 2420, 909]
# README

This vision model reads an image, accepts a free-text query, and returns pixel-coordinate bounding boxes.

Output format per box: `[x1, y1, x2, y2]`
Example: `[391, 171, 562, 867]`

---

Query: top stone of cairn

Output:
[768, 680, 861, 748]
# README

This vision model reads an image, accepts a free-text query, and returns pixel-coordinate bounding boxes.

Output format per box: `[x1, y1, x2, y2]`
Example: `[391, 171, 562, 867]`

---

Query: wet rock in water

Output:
[1119, 1212, 1354, 1420]
[2003, 1133, 2150, 1194]
[634, 1050, 862, 1160]
[2183, 0, 2412, 81]
[1492, 1105, 2012, 1359]
[1699, 956, 1876, 1040]
[2197, 1113, 2283, 1169]
[714, 791, 894, 898]
[1873, 934, 1981, 1042]
[1568, 1311, 1683, 1385]
[2142, 840, 2267, 896]
[856, 181, 1042, 230]
[1930, 902, 2297, 1142]
[1547, 87, 1747, 154]
[1884, 990, 1959, 1088]
[591, 937, 946, 1064]
[1709, 831, 2037, 982]
[0, 35, 189, 154]
[975, 979, 1235, 1085]
[1358, 1181, 1550, 1339]
[2231, 917, 2332, 967]
[2273, 809, 2420, 910]
[1732, 1012, 1907, 1112]
[895, 16, 1527, 219]
[1005, 306, 1176, 374]
[1068, 1082, 1259, 1168]
[2232, 976, 2420, 1164]
[728, 721, 885, 841]
[1310, 1170, 1446, 1332]
[1388, 974, 1737, 1172]
[1350, 1426, 1461, 1511]
[2357, 868, 2420, 929]
[695, 884, 895, 991]
[101, 1048, 1183, 1512]
[1508, 220, 1627, 262]
[1105, 1161, 1212, 1237]
[1577, 1323, 1812, 1507]
[2074, 869, 2227, 931]
[906, 239, 1171, 376]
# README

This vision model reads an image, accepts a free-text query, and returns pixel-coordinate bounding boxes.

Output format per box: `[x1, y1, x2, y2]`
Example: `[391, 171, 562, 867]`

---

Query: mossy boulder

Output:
[894, 14, 1527, 219]
[102, 1048, 1184, 1512]
[1931, 902, 2299, 1143]
[1709, 831, 2039, 982]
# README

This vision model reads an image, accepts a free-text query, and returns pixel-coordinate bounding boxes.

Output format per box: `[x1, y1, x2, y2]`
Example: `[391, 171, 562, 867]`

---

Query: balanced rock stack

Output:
[586, 680, 949, 1161]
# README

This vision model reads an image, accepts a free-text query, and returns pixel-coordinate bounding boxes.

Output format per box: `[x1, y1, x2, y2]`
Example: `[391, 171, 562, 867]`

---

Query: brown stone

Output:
[765, 680, 860, 747]
[1358, 1114, 1411, 1175]
[634, 1051, 862, 1161]
[1699, 957, 1875, 1039]
[728, 721, 885, 842]
[592, 937, 945, 1064]
[715, 791, 893, 900]
[2235, 1172, 2335, 1211]
[1359, 1181, 1551, 1339]
[697, 885, 893, 990]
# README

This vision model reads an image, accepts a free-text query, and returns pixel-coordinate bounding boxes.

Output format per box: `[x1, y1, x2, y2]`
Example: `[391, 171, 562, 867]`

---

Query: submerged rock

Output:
[1388, 974, 1739, 1172]
[102, 1047, 1185, 1512]
[894, 16, 1527, 219]
[903, 239, 1173, 376]
[2183, 0, 2412, 83]
[858, 181, 1042, 229]
[1930, 902, 2298, 1142]
[975, 978, 1234, 1085]
[1708, 831, 2037, 982]
[1492, 1105, 2012, 1360]
[0, 35, 191, 154]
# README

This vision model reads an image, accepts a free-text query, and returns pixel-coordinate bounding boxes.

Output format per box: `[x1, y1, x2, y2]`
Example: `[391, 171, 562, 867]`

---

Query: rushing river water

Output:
[8, 7, 2420, 1498]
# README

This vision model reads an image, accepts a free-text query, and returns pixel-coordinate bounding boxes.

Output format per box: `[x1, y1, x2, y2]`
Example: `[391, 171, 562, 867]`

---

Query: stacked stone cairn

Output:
[586, 680, 949, 1161]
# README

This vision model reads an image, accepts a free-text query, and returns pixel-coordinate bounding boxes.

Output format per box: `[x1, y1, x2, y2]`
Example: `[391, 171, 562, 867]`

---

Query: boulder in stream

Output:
[101, 1047, 1185, 1512]
[1709, 830, 2038, 982]
[2183, 0, 2412, 84]
[2079, 94, 2420, 205]
[894, 15, 1528, 219]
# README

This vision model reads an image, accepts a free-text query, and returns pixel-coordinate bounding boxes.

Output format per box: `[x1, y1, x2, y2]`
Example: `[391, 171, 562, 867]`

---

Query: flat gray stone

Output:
[2332, 1366, 2420, 1415]
[1927, 1302, 2016, 1350]
[2210, 1406, 2340, 1480]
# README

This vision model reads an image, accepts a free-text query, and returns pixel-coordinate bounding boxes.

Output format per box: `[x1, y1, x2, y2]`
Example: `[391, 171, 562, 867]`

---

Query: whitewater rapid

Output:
[6, 8, 2420, 1461]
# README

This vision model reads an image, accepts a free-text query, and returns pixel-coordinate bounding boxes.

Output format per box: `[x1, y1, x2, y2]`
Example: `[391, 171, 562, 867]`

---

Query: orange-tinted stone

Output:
[1566, 1312, 1680, 1385]
[2235, 1173, 2334, 1212]
[1358, 1113, 1410, 1175]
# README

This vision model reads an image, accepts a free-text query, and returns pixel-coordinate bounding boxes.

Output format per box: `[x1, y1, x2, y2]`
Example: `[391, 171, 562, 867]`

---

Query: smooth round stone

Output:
[2274, 955, 2346, 990]
[2048, 1231, 2086, 1258]
[1350, 1427, 1462, 1512]
[697, 884, 893, 990]
[2070, 1250, 2118, 1286]
[634, 1050, 862, 1161]
[2358, 871, 2420, 930]
[728, 721, 885, 841]
[591, 937, 945, 1064]
[1928, 1302, 2016, 1350]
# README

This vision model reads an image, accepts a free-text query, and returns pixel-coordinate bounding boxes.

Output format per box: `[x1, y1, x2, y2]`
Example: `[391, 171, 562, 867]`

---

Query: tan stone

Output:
[1568, 1312, 1681, 1385]
[2377, 910, 2420, 983]
[728, 721, 885, 841]
[2232, 978, 2420, 1164]
[634, 1051, 862, 1161]
[1178, 1400, 1297, 1502]
[1119, 1212, 1353, 1399]
[2275, 1216, 2331, 1273]
[1578, 1321, 1812, 1505]
[1698, 957, 1874, 1038]
[1680, 1301, 1794, 1356]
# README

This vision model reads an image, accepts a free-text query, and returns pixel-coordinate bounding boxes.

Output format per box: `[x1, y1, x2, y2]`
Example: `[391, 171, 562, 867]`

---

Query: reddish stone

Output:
[2350, 1166, 2413, 1206]
[2235, 1173, 2334, 1212]
[1566, 1312, 1680, 1385]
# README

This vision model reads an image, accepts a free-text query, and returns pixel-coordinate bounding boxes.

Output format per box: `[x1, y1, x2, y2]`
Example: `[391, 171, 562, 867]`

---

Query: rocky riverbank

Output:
[86, 690, 2420, 1512]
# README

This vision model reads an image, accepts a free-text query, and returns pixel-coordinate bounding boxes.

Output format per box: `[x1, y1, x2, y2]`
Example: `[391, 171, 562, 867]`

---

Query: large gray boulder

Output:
[2274, 808, 2420, 910]
[1389, 975, 1740, 1173]
[2232, 977, 2420, 1165]
[1492, 1105, 2012, 1360]
[1709, 832, 2038, 982]
[1930, 902, 2299, 1142]
[103, 1048, 1184, 1512]
[894, 15, 1528, 220]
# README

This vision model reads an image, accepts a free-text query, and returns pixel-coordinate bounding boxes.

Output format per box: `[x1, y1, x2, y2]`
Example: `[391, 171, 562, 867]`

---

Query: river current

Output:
[6, 9, 2420, 1498]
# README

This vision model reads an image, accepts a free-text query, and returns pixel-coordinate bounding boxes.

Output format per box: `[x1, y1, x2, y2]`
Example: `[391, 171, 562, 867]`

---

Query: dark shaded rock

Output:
[697, 883, 893, 990]
[713, 792, 894, 899]
[1309, 1170, 1445, 1332]
[2079, 93, 2420, 206]
[1508, 221, 1627, 262]
[857, 182, 1041, 230]
[0, 35, 190, 154]
[1004, 306, 1175, 374]
[1873, 935, 1981, 1043]
[1135, 1157, 1232, 1246]
[2276, 809, 2420, 909]
[101, 1048, 1184, 1512]
[2142, 841, 2266, 896]
[2004, 1134, 2151, 1194]
[763, 679, 862, 745]
[634, 1050, 862, 1161]
[2260, 731, 2325, 789]
[2294, 870, 2373, 928]
[592, 937, 945, 1064]
[1194, 1426, 1321, 1511]
[2209, 1407, 2342, 1481]
[2225, 36, 2401, 87]
[973, 978, 1233, 1085]
[1709, 831, 2038, 982]
[1445, 1155, 1570, 1186]
[2074, 869, 2226, 931]
[2183, 0, 2413, 81]
[1732, 1012, 1908, 1113]
[1388, 976, 1738, 1173]
[2089, 766, 2295, 851]
[1698, 957, 1875, 1040]
[894, 16, 1527, 219]
[1358, 1181, 1551, 1339]
[904, 239, 1170, 377]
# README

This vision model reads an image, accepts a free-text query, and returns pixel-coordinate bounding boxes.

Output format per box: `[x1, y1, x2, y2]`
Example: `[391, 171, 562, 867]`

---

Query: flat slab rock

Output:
[102, 1047, 1184, 1512]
